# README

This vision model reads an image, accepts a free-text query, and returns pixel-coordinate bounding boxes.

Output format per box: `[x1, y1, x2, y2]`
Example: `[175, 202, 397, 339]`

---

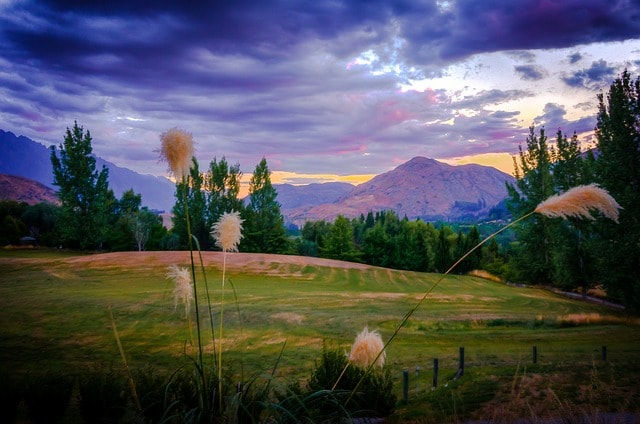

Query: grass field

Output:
[1, 248, 639, 422]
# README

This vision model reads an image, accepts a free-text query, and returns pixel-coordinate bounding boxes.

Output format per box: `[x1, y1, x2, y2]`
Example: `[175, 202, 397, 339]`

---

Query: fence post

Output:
[533, 345, 537, 364]
[432, 358, 438, 388]
[602, 345, 607, 361]
[454, 347, 464, 380]
[415, 366, 420, 392]
[402, 369, 409, 404]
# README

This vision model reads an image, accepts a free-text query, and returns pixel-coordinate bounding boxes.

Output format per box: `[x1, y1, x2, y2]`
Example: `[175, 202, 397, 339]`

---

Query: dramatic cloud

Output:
[1, 0, 639, 180]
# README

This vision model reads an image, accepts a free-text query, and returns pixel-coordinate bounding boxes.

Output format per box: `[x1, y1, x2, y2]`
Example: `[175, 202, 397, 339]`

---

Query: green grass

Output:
[1, 248, 639, 422]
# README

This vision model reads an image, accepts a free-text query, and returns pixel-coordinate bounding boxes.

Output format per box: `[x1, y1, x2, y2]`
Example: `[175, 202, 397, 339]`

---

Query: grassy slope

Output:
[1, 249, 638, 421]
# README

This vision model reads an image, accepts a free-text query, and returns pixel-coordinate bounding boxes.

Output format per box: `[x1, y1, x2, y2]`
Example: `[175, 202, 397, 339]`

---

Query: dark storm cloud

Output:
[0, 0, 638, 177]
[534, 103, 596, 135]
[561, 59, 618, 89]
[514, 65, 546, 81]
[568, 52, 583, 64]
[427, 0, 640, 62]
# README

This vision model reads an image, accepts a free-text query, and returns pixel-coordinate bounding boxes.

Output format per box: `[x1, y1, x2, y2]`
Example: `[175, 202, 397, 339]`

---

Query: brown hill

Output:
[286, 157, 515, 225]
[0, 174, 59, 205]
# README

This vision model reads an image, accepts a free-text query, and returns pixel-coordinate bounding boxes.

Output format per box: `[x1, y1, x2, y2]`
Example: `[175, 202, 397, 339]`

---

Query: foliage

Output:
[241, 157, 288, 253]
[50, 122, 115, 250]
[506, 126, 557, 286]
[78, 366, 129, 423]
[24, 372, 74, 423]
[205, 157, 244, 234]
[594, 69, 640, 311]
[298, 345, 396, 419]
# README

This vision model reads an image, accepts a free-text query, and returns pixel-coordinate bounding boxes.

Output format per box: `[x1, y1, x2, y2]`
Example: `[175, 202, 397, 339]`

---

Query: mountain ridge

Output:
[1, 130, 515, 224]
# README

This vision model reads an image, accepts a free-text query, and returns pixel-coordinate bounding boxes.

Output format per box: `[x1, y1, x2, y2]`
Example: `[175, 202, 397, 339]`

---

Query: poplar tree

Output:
[50, 122, 113, 249]
[241, 158, 287, 253]
[205, 157, 243, 237]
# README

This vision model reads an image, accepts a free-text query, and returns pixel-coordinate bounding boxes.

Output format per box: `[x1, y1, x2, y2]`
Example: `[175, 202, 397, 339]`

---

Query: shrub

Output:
[295, 345, 396, 420]
[78, 366, 128, 423]
[25, 373, 74, 423]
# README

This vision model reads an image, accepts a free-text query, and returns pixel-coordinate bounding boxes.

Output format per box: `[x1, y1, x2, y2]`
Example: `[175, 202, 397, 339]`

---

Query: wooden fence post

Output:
[432, 358, 438, 388]
[602, 345, 607, 361]
[402, 369, 409, 404]
[533, 345, 537, 364]
[454, 347, 464, 380]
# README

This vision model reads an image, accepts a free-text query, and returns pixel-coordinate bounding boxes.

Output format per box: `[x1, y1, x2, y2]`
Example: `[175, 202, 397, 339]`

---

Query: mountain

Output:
[1, 130, 515, 225]
[275, 182, 354, 209]
[285, 157, 515, 226]
[0, 174, 59, 205]
[0, 130, 175, 211]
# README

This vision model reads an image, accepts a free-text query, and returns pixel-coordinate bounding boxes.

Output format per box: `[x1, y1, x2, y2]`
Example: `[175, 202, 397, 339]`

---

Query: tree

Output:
[594, 69, 640, 310]
[506, 126, 556, 285]
[241, 158, 287, 253]
[322, 215, 360, 262]
[433, 227, 453, 273]
[172, 158, 208, 250]
[50, 122, 114, 249]
[132, 208, 164, 251]
[205, 157, 243, 239]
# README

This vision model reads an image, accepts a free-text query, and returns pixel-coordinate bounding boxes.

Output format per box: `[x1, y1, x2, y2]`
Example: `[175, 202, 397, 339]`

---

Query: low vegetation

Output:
[0, 249, 638, 422]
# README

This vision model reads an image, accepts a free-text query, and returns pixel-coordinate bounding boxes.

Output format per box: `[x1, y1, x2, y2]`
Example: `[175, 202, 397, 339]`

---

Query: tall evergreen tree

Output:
[506, 126, 555, 285]
[549, 130, 594, 293]
[205, 157, 243, 237]
[594, 69, 640, 310]
[322, 215, 359, 262]
[433, 227, 453, 273]
[50, 122, 114, 249]
[172, 158, 208, 249]
[241, 158, 287, 253]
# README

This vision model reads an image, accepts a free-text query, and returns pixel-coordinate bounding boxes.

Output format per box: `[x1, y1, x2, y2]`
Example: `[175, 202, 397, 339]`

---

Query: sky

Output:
[1, 0, 640, 188]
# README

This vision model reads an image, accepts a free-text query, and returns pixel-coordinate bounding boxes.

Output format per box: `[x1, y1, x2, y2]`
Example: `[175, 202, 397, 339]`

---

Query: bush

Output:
[25, 373, 74, 423]
[285, 345, 396, 421]
[0, 373, 22, 424]
[78, 366, 128, 423]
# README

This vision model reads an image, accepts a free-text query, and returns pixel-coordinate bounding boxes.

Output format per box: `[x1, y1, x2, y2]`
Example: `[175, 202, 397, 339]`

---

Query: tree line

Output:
[1, 71, 637, 310]
[505, 70, 640, 311]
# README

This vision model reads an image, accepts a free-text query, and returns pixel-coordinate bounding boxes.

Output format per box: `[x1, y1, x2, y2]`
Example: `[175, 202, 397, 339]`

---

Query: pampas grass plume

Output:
[349, 327, 386, 368]
[159, 128, 194, 181]
[534, 184, 621, 223]
[211, 211, 243, 252]
[167, 265, 193, 317]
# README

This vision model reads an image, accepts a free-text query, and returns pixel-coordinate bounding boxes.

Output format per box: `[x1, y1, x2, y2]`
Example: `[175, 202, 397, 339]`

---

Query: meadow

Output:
[1, 248, 639, 422]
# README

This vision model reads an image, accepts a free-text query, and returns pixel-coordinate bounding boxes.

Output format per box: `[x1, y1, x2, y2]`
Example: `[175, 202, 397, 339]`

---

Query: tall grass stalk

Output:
[211, 211, 244, 409]
[340, 184, 621, 405]
[108, 305, 141, 412]
[159, 128, 210, 412]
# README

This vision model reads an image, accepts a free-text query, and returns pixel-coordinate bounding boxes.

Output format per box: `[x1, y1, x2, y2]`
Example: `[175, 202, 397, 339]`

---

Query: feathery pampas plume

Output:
[211, 211, 244, 252]
[159, 128, 194, 181]
[167, 265, 193, 317]
[534, 184, 621, 223]
[349, 327, 386, 368]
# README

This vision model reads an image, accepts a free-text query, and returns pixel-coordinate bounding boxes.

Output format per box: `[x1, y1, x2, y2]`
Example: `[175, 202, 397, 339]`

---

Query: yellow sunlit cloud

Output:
[438, 152, 516, 176]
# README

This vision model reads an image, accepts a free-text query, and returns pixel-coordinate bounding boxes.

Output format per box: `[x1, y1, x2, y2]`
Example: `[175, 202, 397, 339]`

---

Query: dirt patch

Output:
[271, 312, 305, 324]
[57, 251, 374, 276]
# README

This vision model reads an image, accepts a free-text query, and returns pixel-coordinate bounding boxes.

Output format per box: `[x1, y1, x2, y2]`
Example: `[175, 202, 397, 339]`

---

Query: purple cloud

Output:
[0, 0, 638, 179]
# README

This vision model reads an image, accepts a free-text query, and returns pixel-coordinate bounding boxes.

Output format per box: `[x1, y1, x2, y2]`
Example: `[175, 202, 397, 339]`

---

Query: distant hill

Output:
[0, 130, 175, 211]
[1, 130, 515, 225]
[0, 174, 59, 205]
[285, 157, 515, 226]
